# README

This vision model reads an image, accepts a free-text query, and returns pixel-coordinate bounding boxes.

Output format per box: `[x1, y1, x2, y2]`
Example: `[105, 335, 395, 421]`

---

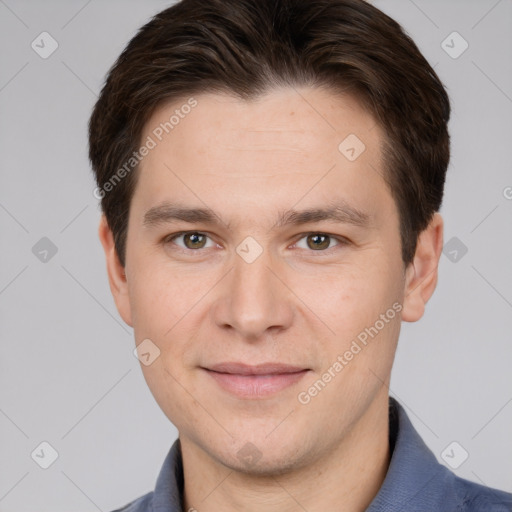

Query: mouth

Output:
[201, 362, 310, 398]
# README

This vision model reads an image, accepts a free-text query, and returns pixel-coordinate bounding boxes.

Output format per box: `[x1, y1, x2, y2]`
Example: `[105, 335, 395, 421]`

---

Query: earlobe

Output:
[98, 215, 133, 327]
[401, 213, 444, 323]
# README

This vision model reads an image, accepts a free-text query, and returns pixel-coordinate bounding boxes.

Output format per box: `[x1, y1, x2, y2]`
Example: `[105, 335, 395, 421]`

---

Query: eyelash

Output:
[163, 231, 349, 256]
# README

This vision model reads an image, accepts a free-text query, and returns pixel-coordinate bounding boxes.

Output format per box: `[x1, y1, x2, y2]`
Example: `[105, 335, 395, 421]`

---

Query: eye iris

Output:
[307, 234, 330, 250]
[184, 232, 206, 249]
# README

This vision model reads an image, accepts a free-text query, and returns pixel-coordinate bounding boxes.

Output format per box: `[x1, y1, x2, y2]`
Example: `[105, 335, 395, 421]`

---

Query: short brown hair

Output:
[89, 0, 450, 268]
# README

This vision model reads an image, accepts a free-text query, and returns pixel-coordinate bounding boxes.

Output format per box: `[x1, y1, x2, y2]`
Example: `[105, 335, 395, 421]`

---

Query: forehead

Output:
[144, 87, 379, 158]
[131, 86, 394, 228]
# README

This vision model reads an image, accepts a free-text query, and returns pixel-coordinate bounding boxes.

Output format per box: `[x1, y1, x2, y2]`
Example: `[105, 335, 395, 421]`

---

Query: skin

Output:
[99, 86, 443, 512]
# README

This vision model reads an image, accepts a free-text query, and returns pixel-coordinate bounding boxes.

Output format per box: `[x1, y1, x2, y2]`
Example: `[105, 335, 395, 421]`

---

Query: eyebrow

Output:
[142, 200, 373, 230]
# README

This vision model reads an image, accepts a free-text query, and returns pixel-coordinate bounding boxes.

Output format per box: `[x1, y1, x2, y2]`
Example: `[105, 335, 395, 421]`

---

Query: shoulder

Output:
[110, 492, 153, 512]
[382, 398, 512, 512]
[452, 474, 512, 511]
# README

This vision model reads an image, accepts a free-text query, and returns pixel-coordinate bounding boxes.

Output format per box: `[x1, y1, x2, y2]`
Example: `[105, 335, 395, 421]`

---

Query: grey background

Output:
[1, 0, 511, 510]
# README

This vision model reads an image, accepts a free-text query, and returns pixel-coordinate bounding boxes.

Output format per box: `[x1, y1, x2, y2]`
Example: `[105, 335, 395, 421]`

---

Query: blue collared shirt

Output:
[113, 397, 512, 511]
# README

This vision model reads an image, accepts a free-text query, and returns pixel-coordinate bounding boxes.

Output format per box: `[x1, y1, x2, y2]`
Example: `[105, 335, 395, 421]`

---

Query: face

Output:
[100, 86, 442, 475]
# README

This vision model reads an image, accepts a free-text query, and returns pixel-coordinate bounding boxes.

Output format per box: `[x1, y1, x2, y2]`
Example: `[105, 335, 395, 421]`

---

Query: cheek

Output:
[140, 362, 197, 432]
[296, 260, 402, 366]
[127, 259, 203, 336]
[296, 259, 397, 322]
[128, 263, 209, 380]
[128, 279, 166, 338]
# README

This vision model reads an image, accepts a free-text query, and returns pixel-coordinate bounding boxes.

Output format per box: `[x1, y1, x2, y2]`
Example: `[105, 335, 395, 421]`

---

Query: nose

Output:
[211, 244, 294, 340]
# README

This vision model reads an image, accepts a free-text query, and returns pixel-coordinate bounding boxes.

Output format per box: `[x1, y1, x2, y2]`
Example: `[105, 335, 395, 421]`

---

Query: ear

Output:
[401, 212, 444, 322]
[98, 215, 133, 327]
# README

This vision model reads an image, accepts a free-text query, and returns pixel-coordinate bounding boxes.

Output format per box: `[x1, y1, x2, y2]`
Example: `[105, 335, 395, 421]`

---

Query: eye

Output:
[165, 231, 215, 250]
[163, 231, 348, 255]
[293, 233, 347, 252]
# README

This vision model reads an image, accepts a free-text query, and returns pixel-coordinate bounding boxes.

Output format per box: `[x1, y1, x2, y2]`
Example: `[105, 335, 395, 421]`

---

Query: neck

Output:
[181, 391, 391, 512]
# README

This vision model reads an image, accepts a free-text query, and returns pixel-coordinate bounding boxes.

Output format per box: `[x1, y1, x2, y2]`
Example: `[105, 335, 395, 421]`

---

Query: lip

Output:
[207, 362, 308, 375]
[202, 362, 310, 398]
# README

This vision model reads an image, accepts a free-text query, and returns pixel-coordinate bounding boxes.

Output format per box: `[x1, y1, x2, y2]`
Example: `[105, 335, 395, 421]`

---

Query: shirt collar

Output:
[366, 396, 451, 511]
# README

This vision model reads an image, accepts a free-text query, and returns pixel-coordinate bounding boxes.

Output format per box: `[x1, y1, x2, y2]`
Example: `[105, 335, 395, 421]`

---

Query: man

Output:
[89, 0, 512, 510]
